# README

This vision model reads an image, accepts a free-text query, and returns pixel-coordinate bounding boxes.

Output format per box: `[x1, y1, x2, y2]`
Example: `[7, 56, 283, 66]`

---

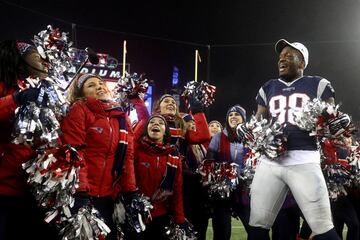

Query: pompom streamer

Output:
[13, 25, 72, 146]
[59, 205, 111, 240]
[165, 219, 197, 240]
[113, 73, 148, 111]
[197, 161, 239, 199]
[293, 98, 355, 138]
[33, 25, 73, 82]
[321, 140, 360, 200]
[239, 116, 287, 160]
[12, 79, 68, 146]
[116, 193, 153, 233]
[22, 144, 85, 224]
[182, 81, 216, 109]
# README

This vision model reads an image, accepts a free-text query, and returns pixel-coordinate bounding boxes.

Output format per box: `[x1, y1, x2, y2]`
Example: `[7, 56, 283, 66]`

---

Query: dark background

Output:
[1, 0, 360, 124]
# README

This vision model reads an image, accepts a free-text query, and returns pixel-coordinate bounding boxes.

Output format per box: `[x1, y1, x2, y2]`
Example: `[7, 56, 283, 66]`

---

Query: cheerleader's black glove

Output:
[122, 191, 153, 233]
[71, 192, 91, 214]
[179, 220, 197, 238]
[13, 88, 41, 105]
[188, 95, 204, 114]
[122, 191, 140, 205]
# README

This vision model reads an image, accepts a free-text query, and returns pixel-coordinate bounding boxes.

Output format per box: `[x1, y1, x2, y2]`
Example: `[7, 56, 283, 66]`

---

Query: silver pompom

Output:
[322, 164, 352, 200]
[239, 148, 258, 188]
[182, 81, 216, 109]
[292, 98, 331, 133]
[165, 219, 197, 240]
[197, 161, 239, 199]
[59, 205, 111, 240]
[22, 144, 84, 224]
[113, 73, 148, 111]
[12, 78, 68, 146]
[33, 25, 73, 82]
[239, 116, 287, 160]
[115, 193, 153, 233]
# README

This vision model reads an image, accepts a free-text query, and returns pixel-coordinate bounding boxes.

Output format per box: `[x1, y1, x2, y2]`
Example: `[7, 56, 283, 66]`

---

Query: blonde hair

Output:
[66, 73, 103, 104]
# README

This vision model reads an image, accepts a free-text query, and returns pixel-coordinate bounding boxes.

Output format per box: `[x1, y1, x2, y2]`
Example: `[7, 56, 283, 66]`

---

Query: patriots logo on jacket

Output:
[89, 127, 104, 133]
[140, 162, 150, 168]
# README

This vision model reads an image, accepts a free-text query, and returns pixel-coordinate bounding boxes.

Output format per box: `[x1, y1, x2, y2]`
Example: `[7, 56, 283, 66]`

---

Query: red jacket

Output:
[60, 98, 136, 197]
[134, 137, 185, 224]
[0, 83, 34, 196]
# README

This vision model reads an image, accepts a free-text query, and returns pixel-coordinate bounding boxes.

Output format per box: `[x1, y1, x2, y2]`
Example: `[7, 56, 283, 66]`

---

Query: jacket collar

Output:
[140, 136, 177, 155]
[84, 97, 125, 117]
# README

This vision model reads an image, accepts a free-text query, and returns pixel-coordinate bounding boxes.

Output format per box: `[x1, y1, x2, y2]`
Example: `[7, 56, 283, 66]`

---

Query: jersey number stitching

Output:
[268, 93, 310, 124]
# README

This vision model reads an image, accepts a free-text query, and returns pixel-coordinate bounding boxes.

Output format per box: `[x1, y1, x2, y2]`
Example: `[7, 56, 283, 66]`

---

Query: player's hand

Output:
[327, 113, 353, 137]
[236, 123, 254, 142]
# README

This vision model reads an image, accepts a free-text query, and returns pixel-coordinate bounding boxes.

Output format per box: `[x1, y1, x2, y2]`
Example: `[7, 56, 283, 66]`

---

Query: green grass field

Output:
[205, 218, 347, 240]
[206, 218, 246, 240]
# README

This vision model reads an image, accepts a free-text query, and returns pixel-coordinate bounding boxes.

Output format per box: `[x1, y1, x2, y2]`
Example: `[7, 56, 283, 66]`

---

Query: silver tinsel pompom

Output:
[115, 193, 153, 233]
[12, 78, 68, 146]
[292, 98, 355, 138]
[238, 116, 287, 160]
[322, 164, 352, 201]
[346, 146, 360, 187]
[59, 205, 111, 240]
[22, 144, 84, 224]
[33, 25, 73, 82]
[182, 81, 216, 109]
[239, 148, 259, 189]
[197, 161, 239, 199]
[165, 219, 197, 240]
[348, 146, 360, 173]
[113, 72, 148, 111]
[321, 140, 360, 200]
[292, 98, 332, 134]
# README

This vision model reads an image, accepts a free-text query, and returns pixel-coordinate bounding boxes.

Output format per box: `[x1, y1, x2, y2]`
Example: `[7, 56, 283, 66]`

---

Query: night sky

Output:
[1, 0, 360, 124]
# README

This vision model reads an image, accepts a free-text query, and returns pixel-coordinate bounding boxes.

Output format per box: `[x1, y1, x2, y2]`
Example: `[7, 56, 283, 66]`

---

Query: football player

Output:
[246, 39, 342, 240]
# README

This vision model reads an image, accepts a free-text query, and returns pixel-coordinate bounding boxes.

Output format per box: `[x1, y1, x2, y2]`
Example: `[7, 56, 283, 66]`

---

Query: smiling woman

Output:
[61, 72, 137, 240]
[66, 73, 112, 104]
[131, 114, 185, 239]
[206, 104, 250, 240]
[0, 39, 58, 240]
[147, 115, 167, 143]
[82, 76, 112, 100]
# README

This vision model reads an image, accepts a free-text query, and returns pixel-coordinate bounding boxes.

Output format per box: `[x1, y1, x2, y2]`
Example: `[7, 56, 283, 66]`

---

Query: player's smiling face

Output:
[278, 46, 304, 81]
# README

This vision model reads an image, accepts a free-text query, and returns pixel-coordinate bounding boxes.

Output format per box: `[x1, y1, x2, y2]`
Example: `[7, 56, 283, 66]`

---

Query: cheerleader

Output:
[133, 114, 187, 239]
[61, 73, 137, 240]
[207, 104, 250, 240]
[0, 40, 57, 240]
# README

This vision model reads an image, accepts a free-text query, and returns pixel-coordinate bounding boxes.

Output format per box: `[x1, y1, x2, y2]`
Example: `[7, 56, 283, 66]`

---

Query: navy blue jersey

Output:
[256, 76, 335, 150]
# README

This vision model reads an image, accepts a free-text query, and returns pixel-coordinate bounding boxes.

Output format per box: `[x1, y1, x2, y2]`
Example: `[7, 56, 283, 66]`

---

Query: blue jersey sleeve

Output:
[256, 87, 267, 107]
[320, 80, 335, 100]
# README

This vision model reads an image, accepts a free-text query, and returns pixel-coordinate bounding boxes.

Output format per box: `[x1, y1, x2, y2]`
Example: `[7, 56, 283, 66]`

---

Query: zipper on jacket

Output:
[156, 156, 160, 168]
[98, 117, 113, 197]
